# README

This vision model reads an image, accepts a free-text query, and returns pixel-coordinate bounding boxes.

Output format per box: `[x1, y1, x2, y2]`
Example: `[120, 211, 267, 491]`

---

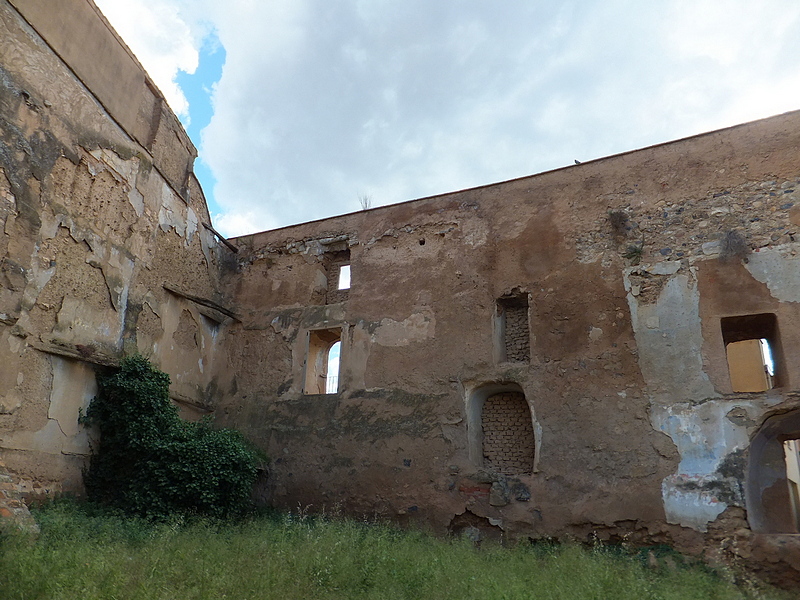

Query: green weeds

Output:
[0, 502, 792, 600]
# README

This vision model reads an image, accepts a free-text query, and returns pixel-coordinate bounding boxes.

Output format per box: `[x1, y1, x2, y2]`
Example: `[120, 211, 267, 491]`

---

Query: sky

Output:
[93, 0, 800, 238]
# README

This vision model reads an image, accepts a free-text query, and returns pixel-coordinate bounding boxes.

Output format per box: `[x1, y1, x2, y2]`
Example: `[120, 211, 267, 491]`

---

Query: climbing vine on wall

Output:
[80, 355, 264, 519]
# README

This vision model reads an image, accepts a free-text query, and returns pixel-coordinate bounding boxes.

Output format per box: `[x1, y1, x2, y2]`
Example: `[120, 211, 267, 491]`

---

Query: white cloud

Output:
[95, 0, 800, 237]
[211, 210, 279, 240]
[94, 0, 203, 120]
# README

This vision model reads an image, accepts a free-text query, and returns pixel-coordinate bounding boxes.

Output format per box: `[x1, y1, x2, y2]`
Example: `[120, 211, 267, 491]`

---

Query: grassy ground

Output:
[0, 502, 791, 600]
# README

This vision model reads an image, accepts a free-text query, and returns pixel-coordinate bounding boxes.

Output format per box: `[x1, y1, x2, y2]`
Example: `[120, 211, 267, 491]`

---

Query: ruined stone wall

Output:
[221, 110, 800, 583]
[4, 0, 800, 584]
[0, 0, 231, 500]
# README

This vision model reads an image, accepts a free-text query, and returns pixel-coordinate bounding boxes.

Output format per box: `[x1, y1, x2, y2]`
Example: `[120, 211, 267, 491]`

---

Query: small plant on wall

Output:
[623, 243, 643, 265]
[80, 355, 265, 519]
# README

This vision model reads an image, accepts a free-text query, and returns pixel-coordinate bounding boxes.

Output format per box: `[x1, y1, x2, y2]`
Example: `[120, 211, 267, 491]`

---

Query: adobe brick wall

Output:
[0, 457, 37, 532]
[482, 392, 535, 475]
[503, 304, 530, 362]
[6, 0, 800, 586]
[219, 110, 800, 589]
[0, 0, 229, 496]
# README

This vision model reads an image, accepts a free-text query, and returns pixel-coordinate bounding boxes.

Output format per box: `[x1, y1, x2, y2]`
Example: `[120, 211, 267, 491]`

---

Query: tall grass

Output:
[0, 502, 791, 600]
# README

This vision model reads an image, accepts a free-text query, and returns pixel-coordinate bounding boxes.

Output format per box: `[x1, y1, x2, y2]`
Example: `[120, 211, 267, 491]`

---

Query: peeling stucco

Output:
[650, 399, 776, 530]
[6, 0, 800, 584]
[625, 265, 717, 403]
[745, 246, 800, 302]
[372, 310, 436, 347]
[0, 0, 227, 494]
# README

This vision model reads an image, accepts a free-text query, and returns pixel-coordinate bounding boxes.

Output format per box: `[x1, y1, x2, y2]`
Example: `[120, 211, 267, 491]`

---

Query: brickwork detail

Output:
[499, 296, 530, 362]
[0, 457, 38, 532]
[325, 250, 351, 304]
[482, 392, 535, 475]
[326, 261, 350, 304]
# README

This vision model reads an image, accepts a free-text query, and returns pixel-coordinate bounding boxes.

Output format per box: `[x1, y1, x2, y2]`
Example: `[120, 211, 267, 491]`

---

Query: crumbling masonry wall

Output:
[220, 112, 800, 585]
[3, 0, 800, 587]
[0, 0, 233, 500]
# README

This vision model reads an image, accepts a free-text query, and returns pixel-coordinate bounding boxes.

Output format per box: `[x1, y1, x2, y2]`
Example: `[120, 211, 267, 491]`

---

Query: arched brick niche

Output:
[746, 409, 800, 533]
[466, 383, 540, 475]
[482, 391, 535, 475]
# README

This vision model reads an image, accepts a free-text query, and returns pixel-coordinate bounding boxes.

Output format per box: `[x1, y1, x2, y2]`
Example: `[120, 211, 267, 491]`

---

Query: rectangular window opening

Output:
[338, 264, 351, 290]
[721, 313, 781, 392]
[325, 249, 350, 304]
[303, 328, 342, 395]
[497, 292, 530, 363]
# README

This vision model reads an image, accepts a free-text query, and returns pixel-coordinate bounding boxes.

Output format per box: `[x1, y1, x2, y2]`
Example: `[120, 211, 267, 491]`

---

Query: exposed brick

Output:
[0, 464, 38, 532]
[325, 251, 351, 304]
[482, 392, 535, 475]
[499, 297, 530, 362]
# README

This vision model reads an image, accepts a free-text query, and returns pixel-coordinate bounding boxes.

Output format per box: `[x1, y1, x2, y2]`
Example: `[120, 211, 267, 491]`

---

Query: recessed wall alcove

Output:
[465, 382, 541, 475]
[747, 408, 800, 533]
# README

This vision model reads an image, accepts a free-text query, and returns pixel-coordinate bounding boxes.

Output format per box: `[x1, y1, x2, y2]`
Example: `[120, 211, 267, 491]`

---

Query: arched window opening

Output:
[465, 382, 542, 475]
[326, 341, 341, 394]
[303, 328, 342, 394]
[784, 439, 800, 533]
[466, 384, 539, 473]
[746, 410, 800, 533]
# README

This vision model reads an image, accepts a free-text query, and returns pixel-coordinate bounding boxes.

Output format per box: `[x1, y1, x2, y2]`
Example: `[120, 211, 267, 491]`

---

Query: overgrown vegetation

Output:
[80, 355, 264, 519]
[0, 501, 791, 600]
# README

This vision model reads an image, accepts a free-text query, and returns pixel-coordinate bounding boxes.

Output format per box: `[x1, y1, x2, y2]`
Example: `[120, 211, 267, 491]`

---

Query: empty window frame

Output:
[337, 265, 351, 290]
[326, 249, 350, 304]
[721, 313, 781, 392]
[304, 328, 342, 394]
[326, 341, 341, 393]
[784, 439, 800, 533]
[497, 293, 530, 362]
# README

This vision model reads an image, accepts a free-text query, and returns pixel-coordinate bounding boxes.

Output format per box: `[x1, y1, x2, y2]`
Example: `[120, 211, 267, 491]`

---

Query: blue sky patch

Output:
[176, 32, 225, 217]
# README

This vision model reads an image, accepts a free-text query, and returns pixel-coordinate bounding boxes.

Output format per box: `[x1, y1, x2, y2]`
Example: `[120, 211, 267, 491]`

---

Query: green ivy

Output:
[80, 355, 265, 520]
